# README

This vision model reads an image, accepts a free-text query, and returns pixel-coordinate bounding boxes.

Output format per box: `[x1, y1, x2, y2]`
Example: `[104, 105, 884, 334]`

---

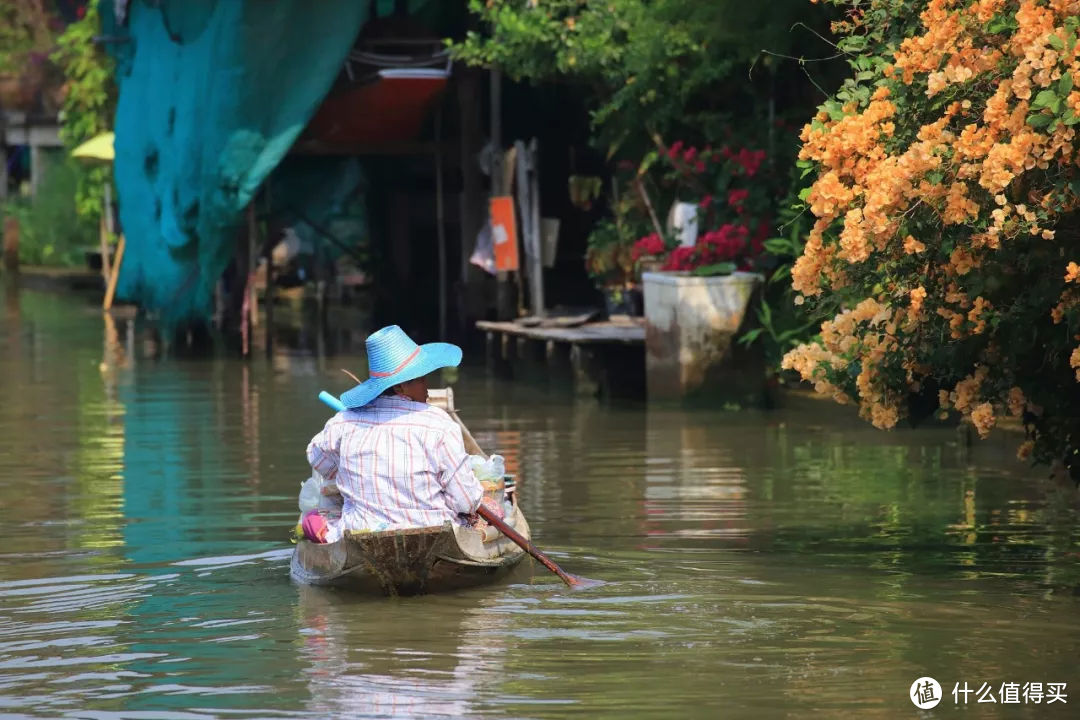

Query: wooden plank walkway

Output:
[475, 318, 645, 345]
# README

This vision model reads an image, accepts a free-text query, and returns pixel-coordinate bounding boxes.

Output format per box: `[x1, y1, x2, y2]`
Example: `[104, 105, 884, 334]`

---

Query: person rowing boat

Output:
[302, 325, 485, 543]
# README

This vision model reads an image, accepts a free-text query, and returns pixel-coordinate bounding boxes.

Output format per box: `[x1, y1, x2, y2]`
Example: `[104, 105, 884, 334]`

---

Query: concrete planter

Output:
[643, 271, 763, 401]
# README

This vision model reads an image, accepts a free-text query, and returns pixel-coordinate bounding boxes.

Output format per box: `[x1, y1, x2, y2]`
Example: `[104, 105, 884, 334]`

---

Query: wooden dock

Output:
[475, 317, 644, 345]
[476, 317, 645, 398]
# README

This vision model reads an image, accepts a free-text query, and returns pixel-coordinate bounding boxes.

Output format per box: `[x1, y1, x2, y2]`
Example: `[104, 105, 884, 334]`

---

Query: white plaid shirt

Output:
[306, 396, 483, 540]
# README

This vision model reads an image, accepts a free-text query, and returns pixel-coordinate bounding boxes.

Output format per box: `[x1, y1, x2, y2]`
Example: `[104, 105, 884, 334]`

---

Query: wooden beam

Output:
[289, 140, 444, 156]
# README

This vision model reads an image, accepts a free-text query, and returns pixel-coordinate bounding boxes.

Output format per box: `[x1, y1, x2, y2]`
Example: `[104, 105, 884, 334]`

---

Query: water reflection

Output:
[1, 288, 1079, 718]
[295, 588, 512, 718]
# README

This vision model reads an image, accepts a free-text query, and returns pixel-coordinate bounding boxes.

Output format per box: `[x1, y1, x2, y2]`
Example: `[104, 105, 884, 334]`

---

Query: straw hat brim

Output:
[339, 342, 462, 409]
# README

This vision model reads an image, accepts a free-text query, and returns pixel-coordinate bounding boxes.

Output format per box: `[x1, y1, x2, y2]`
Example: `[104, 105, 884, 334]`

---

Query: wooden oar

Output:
[448, 411, 598, 589]
[474, 503, 595, 588]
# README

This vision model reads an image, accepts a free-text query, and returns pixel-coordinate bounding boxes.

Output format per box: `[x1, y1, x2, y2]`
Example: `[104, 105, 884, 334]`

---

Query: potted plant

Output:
[585, 218, 639, 316]
[630, 138, 774, 398]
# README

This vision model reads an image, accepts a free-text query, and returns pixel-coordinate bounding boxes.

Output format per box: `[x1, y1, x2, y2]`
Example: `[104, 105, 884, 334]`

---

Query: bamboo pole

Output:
[103, 234, 125, 311]
[98, 217, 112, 283]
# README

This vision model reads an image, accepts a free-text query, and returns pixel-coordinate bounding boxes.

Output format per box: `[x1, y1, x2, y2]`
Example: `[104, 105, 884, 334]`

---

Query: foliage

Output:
[51, 0, 115, 224]
[739, 188, 826, 369]
[2, 153, 97, 266]
[450, 0, 830, 157]
[782, 0, 1080, 471]
[0, 0, 55, 75]
[584, 217, 636, 285]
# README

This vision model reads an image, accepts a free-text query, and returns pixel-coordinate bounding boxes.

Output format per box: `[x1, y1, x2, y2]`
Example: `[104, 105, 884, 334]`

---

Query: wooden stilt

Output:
[436, 108, 447, 340]
[2, 216, 18, 273]
[263, 218, 274, 358]
[98, 217, 112, 283]
[103, 234, 126, 311]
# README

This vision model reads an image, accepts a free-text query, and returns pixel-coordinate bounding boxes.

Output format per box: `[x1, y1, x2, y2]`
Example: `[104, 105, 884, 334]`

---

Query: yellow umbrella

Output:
[71, 132, 115, 162]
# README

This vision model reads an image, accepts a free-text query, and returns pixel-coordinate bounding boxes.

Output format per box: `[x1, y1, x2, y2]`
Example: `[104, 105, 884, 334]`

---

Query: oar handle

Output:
[475, 503, 583, 588]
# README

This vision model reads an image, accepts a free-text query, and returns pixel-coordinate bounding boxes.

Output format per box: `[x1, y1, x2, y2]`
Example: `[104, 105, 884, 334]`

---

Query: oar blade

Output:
[564, 573, 604, 590]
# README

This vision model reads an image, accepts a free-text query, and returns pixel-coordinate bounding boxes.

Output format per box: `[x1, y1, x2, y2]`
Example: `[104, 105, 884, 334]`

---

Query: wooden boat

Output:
[290, 504, 531, 596]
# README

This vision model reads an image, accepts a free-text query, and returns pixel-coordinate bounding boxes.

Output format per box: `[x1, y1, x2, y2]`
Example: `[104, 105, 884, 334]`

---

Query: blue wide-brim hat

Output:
[339, 325, 462, 409]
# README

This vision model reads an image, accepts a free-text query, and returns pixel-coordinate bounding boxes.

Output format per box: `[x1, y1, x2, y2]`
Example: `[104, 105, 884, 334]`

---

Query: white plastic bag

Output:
[298, 471, 342, 514]
[469, 454, 505, 483]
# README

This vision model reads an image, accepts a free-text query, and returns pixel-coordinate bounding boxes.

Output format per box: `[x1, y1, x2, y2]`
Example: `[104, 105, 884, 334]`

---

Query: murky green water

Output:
[1, 287, 1079, 718]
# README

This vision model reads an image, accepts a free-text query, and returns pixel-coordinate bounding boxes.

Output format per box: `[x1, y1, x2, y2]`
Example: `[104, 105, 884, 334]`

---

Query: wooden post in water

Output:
[262, 208, 274, 358]
[435, 107, 447, 340]
[103, 234, 126, 311]
[490, 68, 515, 321]
[2, 216, 18, 273]
[457, 69, 483, 337]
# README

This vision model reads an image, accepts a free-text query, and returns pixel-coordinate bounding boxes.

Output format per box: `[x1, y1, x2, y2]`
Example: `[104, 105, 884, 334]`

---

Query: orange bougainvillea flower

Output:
[785, 0, 1080, 462]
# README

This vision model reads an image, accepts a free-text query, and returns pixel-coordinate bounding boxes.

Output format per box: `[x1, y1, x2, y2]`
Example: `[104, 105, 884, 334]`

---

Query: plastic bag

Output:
[469, 454, 505, 483]
[469, 222, 496, 275]
[298, 471, 342, 515]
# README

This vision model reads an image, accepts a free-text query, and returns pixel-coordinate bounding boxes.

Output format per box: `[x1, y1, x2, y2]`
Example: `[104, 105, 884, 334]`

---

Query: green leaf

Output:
[798, 186, 812, 202]
[738, 328, 765, 346]
[1049, 34, 1065, 51]
[986, 14, 1017, 34]
[690, 262, 735, 277]
[1060, 72, 1074, 97]
[1027, 113, 1053, 128]
[763, 237, 794, 255]
[759, 298, 774, 327]
[637, 150, 658, 177]
[1032, 89, 1058, 110]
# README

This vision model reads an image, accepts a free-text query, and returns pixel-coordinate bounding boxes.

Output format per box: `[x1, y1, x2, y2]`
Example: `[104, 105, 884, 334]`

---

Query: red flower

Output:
[696, 224, 749, 265]
[682, 147, 698, 164]
[699, 195, 714, 209]
[727, 188, 749, 211]
[631, 233, 666, 262]
[667, 141, 684, 159]
[734, 148, 766, 177]
[662, 246, 697, 271]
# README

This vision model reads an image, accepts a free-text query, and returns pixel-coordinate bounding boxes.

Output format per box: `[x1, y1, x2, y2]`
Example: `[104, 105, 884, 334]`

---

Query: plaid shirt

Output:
[306, 396, 483, 540]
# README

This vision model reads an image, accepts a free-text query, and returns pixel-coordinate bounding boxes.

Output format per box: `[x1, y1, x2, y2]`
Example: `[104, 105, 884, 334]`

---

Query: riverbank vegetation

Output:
[782, 0, 1080, 474]
[0, 0, 114, 268]
[450, 0, 841, 368]
[457, 0, 1080, 473]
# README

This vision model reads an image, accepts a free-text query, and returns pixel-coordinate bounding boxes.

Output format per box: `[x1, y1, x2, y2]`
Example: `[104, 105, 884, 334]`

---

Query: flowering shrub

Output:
[783, 0, 1080, 470]
[628, 139, 774, 274]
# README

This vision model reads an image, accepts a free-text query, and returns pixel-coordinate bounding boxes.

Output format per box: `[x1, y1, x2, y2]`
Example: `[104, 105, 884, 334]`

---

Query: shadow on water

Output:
[1, 287, 1079, 717]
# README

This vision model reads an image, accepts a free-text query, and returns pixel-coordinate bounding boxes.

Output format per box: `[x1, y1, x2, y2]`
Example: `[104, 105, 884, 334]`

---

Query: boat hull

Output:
[290, 506, 530, 596]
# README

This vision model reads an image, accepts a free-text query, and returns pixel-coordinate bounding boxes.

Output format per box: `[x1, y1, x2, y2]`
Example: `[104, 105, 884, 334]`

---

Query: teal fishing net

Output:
[101, 1, 429, 325]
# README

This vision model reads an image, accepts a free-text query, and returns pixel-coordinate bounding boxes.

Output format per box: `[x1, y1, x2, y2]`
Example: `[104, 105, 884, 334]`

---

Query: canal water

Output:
[1, 287, 1079, 718]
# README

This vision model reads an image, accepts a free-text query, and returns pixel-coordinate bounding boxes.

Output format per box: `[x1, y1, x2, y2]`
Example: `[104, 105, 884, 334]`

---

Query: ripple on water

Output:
[1, 290, 1079, 717]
